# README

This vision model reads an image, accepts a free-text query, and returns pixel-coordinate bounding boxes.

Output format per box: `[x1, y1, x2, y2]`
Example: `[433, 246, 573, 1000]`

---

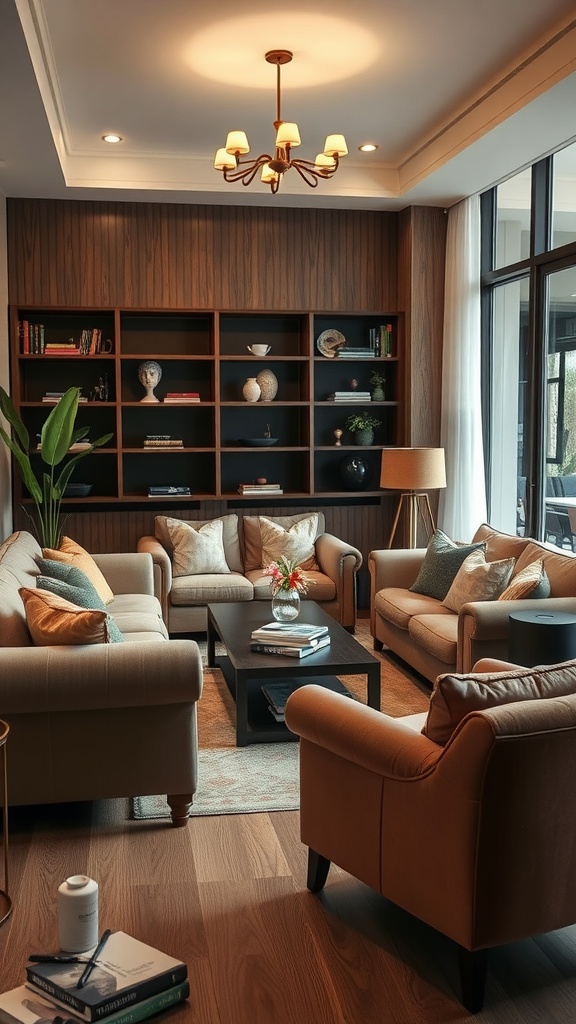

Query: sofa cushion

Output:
[409, 529, 486, 601]
[42, 537, 114, 604]
[19, 587, 116, 646]
[441, 549, 515, 613]
[243, 513, 323, 572]
[170, 572, 253, 606]
[155, 513, 243, 573]
[472, 523, 530, 562]
[248, 568, 337, 602]
[374, 587, 452, 631]
[498, 558, 551, 601]
[160, 517, 231, 576]
[422, 659, 576, 745]
[513, 541, 576, 597]
[258, 513, 319, 568]
[408, 613, 458, 665]
[36, 574, 125, 643]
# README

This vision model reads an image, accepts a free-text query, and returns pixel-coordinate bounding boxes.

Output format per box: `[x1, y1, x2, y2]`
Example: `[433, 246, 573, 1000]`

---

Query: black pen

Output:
[76, 928, 112, 989]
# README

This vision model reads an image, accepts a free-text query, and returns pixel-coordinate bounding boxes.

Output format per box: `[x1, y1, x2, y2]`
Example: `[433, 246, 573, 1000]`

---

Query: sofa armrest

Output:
[285, 684, 441, 779]
[314, 532, 362, 628]
[458, 596, 576, 673]
[92, 551, 155, 596]
[368, 548, 426, 593]
[0, 639, 202, 715]
[137, 536, 172, 621]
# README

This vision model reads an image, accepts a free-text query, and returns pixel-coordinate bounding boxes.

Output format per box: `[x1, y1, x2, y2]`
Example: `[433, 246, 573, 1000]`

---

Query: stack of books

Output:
[337, 346, 376, 359]
[41, 392, 88, 403]
[250, 621, 330, 659]
[238, 482, 283, 496]
[327, 390, 371, 402]
[0, 930, 189, 1024]
[148, 485, 191, 496]
[162, 392, 200, 403]
[143, 435, 184, 449]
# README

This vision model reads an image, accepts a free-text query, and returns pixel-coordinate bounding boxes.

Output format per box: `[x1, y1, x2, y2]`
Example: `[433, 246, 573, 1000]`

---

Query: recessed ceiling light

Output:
[358, 143, 378, 152]
[102, 134, 123, 144]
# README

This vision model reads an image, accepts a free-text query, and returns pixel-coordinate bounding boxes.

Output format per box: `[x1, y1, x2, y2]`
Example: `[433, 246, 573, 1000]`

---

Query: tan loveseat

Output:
[138, 511, 362, 634]
[285, 656, 576, 1011]
[369, 523, 576, 683]
[0, 530, 203, 825]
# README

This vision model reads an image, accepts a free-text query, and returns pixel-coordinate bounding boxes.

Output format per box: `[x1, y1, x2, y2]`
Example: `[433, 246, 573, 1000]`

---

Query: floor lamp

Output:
[381, 447, 446, 548]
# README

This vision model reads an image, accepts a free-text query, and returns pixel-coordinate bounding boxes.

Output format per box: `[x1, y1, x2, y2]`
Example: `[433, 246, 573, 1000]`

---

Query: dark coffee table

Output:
[207, 601, 381, 746]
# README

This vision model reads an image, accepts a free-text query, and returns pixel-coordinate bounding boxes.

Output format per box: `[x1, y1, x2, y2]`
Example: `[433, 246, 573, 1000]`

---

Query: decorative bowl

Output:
[238, 438, 279, 447]
[64, 483, 93, 497]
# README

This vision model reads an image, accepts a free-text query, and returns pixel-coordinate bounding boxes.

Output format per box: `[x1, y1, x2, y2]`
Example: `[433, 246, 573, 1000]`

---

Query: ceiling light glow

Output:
[102, 134, 123, 144]
[359, 143, 378, 152]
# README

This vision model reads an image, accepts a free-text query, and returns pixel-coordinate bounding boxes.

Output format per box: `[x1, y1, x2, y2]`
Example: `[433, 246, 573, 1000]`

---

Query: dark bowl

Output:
[64, 483, 93, 497]
[238, 438, 279, 447]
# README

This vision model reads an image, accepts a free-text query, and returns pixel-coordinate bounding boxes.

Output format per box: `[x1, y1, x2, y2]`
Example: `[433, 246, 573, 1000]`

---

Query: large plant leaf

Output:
[0, 425, 43, 503]
[0, 386, 29, 450]
[40, 388, 80, 466]
[53, 433, 113, 494]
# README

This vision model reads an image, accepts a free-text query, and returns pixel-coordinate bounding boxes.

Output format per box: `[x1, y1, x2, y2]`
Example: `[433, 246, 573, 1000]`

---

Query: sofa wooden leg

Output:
[373, 637, 384, 651]
[458, 946, 488, 1014]
[307, 849, 331, 892]
[167, 794, 192, 826]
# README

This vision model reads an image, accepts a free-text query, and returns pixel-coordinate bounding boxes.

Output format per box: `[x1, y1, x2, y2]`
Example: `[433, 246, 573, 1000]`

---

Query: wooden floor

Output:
[2, 797, 576, 1023]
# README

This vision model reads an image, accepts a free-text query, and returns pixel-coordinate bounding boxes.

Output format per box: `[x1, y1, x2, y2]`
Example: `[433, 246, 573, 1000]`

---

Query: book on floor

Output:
[0, 982, 189, 1024]
[250, 622, 329, 644]
[250, 635, 331, 659]
[261, 678, 352, 718]
[25, 931, 187, 1022]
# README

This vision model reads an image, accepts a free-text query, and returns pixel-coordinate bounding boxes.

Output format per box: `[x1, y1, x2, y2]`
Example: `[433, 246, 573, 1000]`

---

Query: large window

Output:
[482, 145, 576, 548]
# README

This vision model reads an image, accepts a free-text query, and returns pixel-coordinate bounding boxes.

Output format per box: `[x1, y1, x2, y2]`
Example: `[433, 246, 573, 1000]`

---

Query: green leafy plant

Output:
[0, 385, 112, 549]
[345, 412, 382, 433]
[369, 370, 386, 388]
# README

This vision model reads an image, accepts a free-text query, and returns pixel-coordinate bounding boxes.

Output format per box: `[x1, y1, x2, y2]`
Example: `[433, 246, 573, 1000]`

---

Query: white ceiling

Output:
[1, 0, 576, 211]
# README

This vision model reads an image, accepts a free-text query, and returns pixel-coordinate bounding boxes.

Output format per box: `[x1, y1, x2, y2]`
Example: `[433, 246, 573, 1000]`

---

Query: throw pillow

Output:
[36, 575, 124, 643]
[441, 549, 515, 613]
[154, 514, 243, 573]
[259, 513, 318, 568]
[422, 660, 576, 746]
[243, 513, 321, 572]
[41, 537, 114, 605]
[164, 517, 231, 577]
[19, 587, 114, 646]
[409, 529, 486, 601]
[498, 558, 551, 601]
[35, 558, 99, 589]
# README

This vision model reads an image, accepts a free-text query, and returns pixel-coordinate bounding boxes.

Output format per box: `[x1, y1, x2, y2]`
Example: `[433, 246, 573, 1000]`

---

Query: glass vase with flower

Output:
[264, 556, 310, 622]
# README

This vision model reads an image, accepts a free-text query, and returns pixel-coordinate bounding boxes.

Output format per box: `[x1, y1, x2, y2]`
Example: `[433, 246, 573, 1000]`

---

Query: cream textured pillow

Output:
[259, 513, 318, 567]
[498, 558, 551, 601]
[20, 587, 113, 645]
[422, 660, 576, 745]
[441, 548, 515, 613]
[164, 517, 231, 576]
[42, 537, 114, 605]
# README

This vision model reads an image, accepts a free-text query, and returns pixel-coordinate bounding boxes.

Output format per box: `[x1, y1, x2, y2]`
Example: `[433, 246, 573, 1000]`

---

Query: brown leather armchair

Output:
[284, 662, 576, 1012]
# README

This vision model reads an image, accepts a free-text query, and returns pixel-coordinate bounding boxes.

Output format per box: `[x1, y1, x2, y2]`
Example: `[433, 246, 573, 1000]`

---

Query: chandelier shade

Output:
[214, 50, 347, 195]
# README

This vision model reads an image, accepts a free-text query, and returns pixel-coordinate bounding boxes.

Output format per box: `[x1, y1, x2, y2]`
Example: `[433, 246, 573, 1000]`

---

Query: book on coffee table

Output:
[250, 635, 331, 659]
[0, 982, 189, 1024]
[251, 622, 329, 645]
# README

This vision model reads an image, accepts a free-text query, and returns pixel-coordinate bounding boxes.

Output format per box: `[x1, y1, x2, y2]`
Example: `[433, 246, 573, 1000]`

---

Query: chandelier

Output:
[214, 50, 348, 195]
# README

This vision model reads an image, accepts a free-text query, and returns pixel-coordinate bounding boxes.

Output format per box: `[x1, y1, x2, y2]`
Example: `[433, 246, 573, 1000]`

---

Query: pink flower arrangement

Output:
[264, 556, 310, 596]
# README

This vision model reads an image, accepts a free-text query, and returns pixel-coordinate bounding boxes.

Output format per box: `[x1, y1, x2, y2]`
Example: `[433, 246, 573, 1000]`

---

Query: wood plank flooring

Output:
[2, 797, 576, 1023]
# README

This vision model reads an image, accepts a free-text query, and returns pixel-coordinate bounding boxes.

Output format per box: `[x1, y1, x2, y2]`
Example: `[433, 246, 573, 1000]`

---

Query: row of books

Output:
[0, 930, 188, 1024]
[250, 621, 330, 660]
[238, 482, 283, 496]
[163, 393, 200, 403]
[327, 390, 371, 402]
[19, 323, 112, 356]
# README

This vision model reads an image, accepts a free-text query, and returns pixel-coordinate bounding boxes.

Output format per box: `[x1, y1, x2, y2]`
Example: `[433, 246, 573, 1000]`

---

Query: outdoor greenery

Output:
[0, 385, 112, 548]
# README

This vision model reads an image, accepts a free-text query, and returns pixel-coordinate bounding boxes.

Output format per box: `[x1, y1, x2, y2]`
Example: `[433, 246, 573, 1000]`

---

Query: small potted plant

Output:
[369, 370, 386, 402]
[345, 412, 382, 446]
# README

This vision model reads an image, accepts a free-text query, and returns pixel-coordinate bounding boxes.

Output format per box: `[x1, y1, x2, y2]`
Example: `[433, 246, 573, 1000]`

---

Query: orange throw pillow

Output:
[42, 537, 114, 604]
[20, 588, 113, 645]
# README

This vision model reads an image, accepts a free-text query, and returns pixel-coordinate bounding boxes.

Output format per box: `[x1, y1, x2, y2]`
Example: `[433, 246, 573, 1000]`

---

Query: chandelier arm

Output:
[290, 161, 320, 188]
[223, 155, 273, 185]
[292, 155, 340, 180]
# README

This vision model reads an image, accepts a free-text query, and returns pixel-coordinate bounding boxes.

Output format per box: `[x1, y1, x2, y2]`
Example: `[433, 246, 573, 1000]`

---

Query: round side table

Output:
[508, 610, 576, 668]
[0, 719, 10, 926]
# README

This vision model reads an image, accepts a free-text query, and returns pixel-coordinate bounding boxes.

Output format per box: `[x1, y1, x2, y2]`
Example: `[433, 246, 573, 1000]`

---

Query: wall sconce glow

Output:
[358, 143, 379, 152]
[102, 134, 123, 144]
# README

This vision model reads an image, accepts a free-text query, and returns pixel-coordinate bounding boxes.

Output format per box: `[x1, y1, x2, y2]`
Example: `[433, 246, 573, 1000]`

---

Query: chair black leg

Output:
[307, 849, 331, 892]
[458, 946, 488, 1014]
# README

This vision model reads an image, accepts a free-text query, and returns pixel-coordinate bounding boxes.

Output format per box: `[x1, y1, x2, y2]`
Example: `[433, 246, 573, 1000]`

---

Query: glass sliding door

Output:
[543, 263, 576, 550]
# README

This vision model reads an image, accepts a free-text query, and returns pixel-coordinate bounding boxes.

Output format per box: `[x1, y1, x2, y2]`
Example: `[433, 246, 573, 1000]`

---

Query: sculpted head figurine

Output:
[138, 360, 162, 403]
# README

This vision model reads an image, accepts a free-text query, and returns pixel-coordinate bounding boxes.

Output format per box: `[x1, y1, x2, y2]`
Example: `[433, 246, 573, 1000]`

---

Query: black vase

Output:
[340, 455, 370, 491]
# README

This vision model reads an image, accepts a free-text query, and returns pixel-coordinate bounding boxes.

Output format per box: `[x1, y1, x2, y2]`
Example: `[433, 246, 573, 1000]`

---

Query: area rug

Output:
[132, 622, 430, 819]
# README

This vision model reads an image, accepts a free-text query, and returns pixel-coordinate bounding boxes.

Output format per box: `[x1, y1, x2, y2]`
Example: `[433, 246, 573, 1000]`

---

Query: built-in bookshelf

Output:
[9, 306, 402, 506]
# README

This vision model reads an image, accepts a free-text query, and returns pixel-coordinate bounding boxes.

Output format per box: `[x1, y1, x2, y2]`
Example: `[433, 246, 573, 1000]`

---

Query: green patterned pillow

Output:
[409, 529, 486, 601]
[36, 574, 124, 643]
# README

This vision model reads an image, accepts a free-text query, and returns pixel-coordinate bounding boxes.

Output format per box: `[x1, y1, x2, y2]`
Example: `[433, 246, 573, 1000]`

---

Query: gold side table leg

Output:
[0, 720, 12, 926]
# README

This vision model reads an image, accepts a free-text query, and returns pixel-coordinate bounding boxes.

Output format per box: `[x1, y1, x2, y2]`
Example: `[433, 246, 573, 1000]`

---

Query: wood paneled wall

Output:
[6, 198, 446, 606]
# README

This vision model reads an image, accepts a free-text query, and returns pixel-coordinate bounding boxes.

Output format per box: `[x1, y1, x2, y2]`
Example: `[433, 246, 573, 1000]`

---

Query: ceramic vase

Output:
[371, 386, 385, 402]
[256, 369, 278, 402]
[354, 428, 374, 446]
[271, 589, 301, 622]
[340, 455, 370, 491]
[242, 377, 261, 403]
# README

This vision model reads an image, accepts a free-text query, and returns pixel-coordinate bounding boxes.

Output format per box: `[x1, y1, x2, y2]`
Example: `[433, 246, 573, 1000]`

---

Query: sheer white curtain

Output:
[437, 194, 487, 541]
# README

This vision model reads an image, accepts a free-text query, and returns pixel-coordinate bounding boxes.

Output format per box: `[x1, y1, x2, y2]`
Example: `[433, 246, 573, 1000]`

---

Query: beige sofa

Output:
[0, 530, 203, 825]
[138, 511, 362, 634]
[369, 523, 576, 683]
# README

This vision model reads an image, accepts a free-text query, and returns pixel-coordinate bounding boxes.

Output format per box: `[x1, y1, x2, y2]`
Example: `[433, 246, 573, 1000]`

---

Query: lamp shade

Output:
[380, 447, 446, 491]
[275, 122, 301, 148]
[214, 148, 237, 171]
[324, 133, 348, 157]
[225, 131, 250, 155]
[261, 163, 280, 184]
[314, 153, 336, 171]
